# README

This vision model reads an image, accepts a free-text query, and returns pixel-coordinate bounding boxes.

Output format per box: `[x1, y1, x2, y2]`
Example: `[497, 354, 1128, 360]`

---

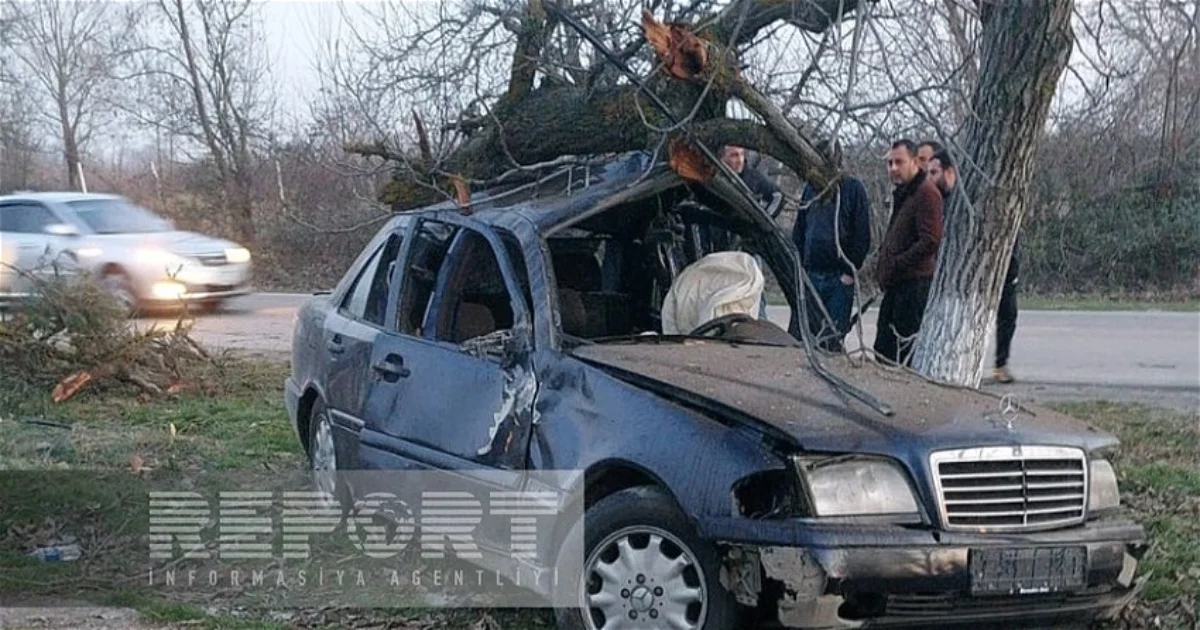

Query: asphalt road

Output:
[154, 293, 1200, 402]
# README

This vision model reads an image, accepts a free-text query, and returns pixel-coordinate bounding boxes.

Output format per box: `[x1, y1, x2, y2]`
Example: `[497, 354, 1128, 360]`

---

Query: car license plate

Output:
[969, 547, 1087, 596]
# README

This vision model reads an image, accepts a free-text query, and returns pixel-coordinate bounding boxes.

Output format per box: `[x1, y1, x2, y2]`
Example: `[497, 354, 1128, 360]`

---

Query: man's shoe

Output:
[994, 367, 1015, 384]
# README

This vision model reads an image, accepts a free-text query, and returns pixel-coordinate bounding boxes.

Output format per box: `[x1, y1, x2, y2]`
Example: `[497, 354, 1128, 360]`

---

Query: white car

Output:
[0, 192, 252, 312]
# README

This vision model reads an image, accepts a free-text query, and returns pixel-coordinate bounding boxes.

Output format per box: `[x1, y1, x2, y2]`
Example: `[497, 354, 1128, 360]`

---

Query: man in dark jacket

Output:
[793, 143, 872, 352]
[929, 150, 1020, 383]
[721, 145, 783, 217]
[873, 139, 944, 366]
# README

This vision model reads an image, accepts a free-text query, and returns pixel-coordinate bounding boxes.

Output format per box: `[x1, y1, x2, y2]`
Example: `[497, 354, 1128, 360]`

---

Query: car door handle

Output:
[325, 334, 345, 355]
[372, 354, 411, 381]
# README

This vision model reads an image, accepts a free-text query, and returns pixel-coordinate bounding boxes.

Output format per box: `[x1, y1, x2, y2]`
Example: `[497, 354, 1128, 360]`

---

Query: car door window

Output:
[0, 204, 56, 233]
[398, 221, 458, 336]
[341, 233, 403, 326]
[427, 231, 516, 344]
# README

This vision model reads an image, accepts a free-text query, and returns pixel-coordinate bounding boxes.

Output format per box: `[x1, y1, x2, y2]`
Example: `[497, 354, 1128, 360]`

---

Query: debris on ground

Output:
[0, 273, 216, 402]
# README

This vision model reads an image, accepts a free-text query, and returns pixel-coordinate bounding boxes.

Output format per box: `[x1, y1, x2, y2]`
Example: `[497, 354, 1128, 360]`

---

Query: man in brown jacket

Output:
[873, 139, 944, 365]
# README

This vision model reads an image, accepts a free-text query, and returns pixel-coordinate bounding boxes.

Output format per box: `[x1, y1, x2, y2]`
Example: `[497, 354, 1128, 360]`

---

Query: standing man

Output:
[916, 140, 944, 172]
[793, 140, 872, 352]
[928, 151, 1020, 383]
[873, 139, 944, 366]
[721, 145, 784, 218]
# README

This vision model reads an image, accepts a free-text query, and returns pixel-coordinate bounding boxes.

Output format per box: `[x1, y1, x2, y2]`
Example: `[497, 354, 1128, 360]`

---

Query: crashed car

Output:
[285, 152, 1145, 629]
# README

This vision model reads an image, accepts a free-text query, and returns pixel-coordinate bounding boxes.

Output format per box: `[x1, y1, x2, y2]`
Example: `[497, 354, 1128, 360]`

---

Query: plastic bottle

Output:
[28, 543, 81, 562]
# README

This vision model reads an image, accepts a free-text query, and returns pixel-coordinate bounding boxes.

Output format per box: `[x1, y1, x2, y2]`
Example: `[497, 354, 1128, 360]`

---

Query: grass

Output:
[764, 288, 1200, 311]
[1050, 401, 1200, 625]
[1022, 295, 1200, 311]
[0, 358, 298, 473]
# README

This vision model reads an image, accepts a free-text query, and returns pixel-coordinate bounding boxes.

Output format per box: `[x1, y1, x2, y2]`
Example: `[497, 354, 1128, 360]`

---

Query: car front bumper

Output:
[134, 261, 252, 303]
[704, 516, 1145, 628]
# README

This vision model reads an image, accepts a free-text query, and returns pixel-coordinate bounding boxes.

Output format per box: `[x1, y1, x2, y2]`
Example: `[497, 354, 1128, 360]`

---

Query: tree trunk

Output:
[911, 0, 1074, 386]
[56, 86, 80, 190]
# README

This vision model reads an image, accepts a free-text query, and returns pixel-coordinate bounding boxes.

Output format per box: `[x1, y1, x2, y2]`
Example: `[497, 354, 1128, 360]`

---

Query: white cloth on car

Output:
[662, 251, 765, 335]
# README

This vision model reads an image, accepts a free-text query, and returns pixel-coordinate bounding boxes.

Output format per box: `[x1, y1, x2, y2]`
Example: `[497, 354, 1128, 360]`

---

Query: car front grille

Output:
[929, 446, 1087, 531]
[195, 252, 228, 266]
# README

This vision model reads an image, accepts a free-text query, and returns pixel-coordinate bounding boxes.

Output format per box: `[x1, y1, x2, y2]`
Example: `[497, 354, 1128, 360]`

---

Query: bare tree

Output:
[317, 0, 1095, 385]
[3, 0, 138, 190]
[912, 0, 1076, 385]
[133, 0, 275, 246]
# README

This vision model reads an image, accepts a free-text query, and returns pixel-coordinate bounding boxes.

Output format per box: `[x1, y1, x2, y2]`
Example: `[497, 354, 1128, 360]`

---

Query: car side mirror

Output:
[44, 223, 80, 237]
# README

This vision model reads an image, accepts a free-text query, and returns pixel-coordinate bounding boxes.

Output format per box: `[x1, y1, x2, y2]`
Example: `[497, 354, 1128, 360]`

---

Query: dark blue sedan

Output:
[286, 153, 1145, 629]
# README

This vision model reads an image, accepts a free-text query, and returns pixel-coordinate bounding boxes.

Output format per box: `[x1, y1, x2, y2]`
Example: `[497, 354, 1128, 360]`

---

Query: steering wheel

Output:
[689, 313, 756, 338]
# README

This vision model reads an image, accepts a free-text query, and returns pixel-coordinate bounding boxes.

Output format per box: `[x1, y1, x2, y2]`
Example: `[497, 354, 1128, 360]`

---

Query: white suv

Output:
[0, 192, 252, 312]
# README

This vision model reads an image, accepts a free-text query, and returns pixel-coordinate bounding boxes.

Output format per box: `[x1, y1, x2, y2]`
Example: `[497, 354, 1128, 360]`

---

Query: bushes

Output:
[1021, 182, 1200, 296]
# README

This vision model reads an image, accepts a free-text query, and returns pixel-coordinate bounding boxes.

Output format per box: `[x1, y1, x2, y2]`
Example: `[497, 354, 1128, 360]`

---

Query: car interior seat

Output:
[553, 249, 632, 339]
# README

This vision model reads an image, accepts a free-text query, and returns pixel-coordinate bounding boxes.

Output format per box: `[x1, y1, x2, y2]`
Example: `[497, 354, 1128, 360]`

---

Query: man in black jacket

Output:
[721, 145, 783, 217]
[929, 151, 1020, 383]
[792, 142, 872, 351]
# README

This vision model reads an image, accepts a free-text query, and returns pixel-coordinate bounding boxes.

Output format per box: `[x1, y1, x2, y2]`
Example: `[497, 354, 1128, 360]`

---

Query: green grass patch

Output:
[1051, 401, 1200, 610]
[0, 358, 300, 473]
[1022, 295, 1200, 311]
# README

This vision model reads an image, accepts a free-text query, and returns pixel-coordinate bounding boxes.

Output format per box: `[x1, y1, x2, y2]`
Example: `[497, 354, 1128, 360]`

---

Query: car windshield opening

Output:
[550, 186, 791, 347]
[67, 199, 172, 234]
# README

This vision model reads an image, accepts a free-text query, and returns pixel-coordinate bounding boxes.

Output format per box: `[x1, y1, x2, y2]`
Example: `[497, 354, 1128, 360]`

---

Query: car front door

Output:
[358, 218, 536, 474]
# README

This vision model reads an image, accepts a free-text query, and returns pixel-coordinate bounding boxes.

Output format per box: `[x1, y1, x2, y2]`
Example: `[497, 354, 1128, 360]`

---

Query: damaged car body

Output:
[285, 152, 1146, 629]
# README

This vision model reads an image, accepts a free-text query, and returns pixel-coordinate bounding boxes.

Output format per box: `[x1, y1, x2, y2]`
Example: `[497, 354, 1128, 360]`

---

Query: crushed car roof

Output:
[387, 152, 692, 233]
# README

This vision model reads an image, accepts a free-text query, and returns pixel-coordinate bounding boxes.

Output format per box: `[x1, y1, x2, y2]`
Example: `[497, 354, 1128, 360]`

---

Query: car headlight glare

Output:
[800, 458, 919, 517]
[1088, 459, 1120, 513]
[225, 247, 251, 264]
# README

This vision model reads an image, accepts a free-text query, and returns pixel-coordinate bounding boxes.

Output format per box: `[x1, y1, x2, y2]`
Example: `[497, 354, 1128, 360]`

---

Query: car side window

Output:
[341, 233, 403, 326]
[0, 204, 56, 234]
[427, 230, 516, 344]
[398, 221, 458, 336]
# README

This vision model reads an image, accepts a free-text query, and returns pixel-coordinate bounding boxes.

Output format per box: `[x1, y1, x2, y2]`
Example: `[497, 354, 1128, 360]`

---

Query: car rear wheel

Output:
[553, 486, 740, 630]
[307, 399, 350, 511]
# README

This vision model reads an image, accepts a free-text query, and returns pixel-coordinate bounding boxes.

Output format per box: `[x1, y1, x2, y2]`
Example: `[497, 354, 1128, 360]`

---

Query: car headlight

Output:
[798, 457, 919, 517]
[1089, 459, 1120, 513]
[225, 247, 251, 264]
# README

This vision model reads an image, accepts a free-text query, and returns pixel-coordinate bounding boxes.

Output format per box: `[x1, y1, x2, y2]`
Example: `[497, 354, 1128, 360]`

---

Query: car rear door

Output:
[320, 225, 408, 470]
[0, 201, 71, 295]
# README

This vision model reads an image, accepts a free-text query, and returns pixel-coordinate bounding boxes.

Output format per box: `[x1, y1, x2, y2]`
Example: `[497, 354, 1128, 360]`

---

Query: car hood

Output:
[571, 340, 1117, 456]
[87, 230, 241, 256]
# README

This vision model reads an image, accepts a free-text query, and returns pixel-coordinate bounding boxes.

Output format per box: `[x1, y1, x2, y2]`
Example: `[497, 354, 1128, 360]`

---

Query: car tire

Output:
[552, 486, 741, 630]
[306, 398, 352, 512]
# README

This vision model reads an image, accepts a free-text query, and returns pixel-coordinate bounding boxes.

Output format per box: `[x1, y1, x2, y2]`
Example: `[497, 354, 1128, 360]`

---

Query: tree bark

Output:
[56, 82, 80, 190]
[911, 0, 1075, 386]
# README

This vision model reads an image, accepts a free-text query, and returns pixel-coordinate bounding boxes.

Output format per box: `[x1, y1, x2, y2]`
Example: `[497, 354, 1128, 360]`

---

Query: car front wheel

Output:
[100, 270, 138, 316]
[554, 486, 741, 630]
